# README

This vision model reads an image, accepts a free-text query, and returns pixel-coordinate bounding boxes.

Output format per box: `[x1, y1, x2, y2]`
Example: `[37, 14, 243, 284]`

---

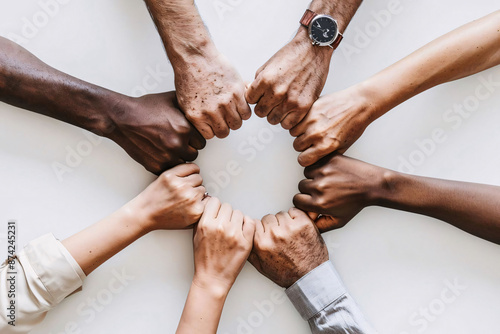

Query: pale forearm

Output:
[0, 36, 129, 136]
[176, 281, 228, 334]
[62, 206, 148, 275]
[379, 171, 500, 244]
[360, 10, 500, 119]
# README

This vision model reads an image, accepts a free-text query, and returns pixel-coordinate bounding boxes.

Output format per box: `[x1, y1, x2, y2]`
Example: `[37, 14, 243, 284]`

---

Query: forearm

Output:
[360, 10, 500, 119]
[379, 171, 500, 244]
[308, 0, 363, 32]
[62, 206, 148, 275]
[144, 0, 216, 65]
[176, 280, 228, 334]
[0, 37, 129, 136]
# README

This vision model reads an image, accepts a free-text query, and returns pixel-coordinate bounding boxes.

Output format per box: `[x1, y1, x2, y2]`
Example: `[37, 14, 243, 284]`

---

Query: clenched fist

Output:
[246, 28, 334, 130]
[175, 51, 251, 139]
[108, 92, 206, 174]
[126, 163, 208, 231]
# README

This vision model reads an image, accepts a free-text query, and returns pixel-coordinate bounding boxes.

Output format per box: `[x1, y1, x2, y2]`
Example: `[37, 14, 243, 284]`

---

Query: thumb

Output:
[192, 223, 199, 239]
[314, 215, 342, 233]
[243, 216, 256, 243]
[307, 211, 319, 221]
[244, 81, 256, 104]
[247, 251, 262, 272]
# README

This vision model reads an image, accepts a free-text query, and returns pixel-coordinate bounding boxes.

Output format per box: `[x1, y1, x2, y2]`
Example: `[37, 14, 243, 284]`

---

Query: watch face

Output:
[309, 15, 338, 45]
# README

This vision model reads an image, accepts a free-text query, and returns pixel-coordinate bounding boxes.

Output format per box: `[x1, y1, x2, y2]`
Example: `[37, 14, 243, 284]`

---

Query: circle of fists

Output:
[122, 29, 382, 287]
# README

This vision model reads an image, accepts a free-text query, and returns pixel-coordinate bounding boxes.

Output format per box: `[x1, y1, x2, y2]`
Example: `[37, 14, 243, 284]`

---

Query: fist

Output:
[193, 198, 256, 291]
[294, 154, 388, 232]
[175, 52, 251, 139]
[127, 163, 208, 231]
[248, 208, 329, 288]
[246, 34, 333, 129]
[109, 92, 206, 174]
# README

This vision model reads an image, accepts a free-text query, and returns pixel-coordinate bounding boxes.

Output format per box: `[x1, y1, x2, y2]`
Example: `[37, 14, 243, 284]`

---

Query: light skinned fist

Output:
[126, 163, 208, 232]
[248, 208, 329, 288]
[290, 86, 377, 167]
[175, 51, 251, 139]
[245, 33, 333, 130]
[193, 198, 256, 293]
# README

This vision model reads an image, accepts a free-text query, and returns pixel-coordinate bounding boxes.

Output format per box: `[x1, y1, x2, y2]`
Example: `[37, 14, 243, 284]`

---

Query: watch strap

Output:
[331, 32, 343, 49]
[300, 9, 316, 27]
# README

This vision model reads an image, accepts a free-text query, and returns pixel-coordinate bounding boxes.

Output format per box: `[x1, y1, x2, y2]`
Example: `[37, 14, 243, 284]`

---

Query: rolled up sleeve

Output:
[0, 234, 86, 333]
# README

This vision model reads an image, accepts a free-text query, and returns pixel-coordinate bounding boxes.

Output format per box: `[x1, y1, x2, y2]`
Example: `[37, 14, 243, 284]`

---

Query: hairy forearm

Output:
[144, 0, 216, 64]
[0, 37, 130, 136]
[308, 0, 363, 32]
[62, 207, 148, 275]
[176, 280, 228, 334]
[360, 10, 500, 119]
[379, 171, 500, 244]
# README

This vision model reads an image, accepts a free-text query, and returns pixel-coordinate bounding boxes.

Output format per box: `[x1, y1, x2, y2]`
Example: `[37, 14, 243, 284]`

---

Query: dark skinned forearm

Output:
[381, 172, 500, 244]
[0, 36, 126, 136]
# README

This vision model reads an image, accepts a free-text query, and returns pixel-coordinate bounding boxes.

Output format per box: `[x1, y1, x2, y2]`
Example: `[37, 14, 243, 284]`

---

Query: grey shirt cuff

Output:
[285, 261, 346, 321]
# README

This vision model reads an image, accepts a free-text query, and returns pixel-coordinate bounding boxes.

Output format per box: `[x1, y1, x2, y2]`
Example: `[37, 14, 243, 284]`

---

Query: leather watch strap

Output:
[331, 33, 343, 49]
[300, 9, 316, 27]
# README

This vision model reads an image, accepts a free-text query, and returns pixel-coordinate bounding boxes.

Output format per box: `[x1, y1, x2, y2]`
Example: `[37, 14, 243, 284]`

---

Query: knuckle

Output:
[260, 73, 273, 86]
[316, 197, 328, 210]
[166, 136, 183, 150]
[256, 238, 273, 252]
[316, 140, 332, 152]
[284, 98, 300, 111]
[198, 223, 209, 235]
[219, 95, 233, 107]
[161, 171, 175, 183]
[273, 86, 287, 98]
[296, 98, 311, 112]
[316, 180, 328, 192]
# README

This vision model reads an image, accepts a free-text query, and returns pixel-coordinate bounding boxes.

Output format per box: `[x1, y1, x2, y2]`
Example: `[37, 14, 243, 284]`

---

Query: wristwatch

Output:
[300, 9, 343, 49]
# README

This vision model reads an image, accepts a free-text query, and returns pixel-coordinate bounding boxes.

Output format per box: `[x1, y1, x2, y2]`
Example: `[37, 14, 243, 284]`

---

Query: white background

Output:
[1, 0, 500, 333]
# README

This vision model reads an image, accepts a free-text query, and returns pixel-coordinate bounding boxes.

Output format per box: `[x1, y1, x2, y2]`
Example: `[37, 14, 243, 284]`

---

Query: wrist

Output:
[293, 27, 334, 63]
[111, 205, 150, 240]
[372, 168, 406, 208]
[192, 274, 231, 300]
[91, 93, 135, 139]
[168, 34, 218, 69]
[307, 0, 351, 33]
[120, 196, 157, 235]
[358, 78, 392, 116]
